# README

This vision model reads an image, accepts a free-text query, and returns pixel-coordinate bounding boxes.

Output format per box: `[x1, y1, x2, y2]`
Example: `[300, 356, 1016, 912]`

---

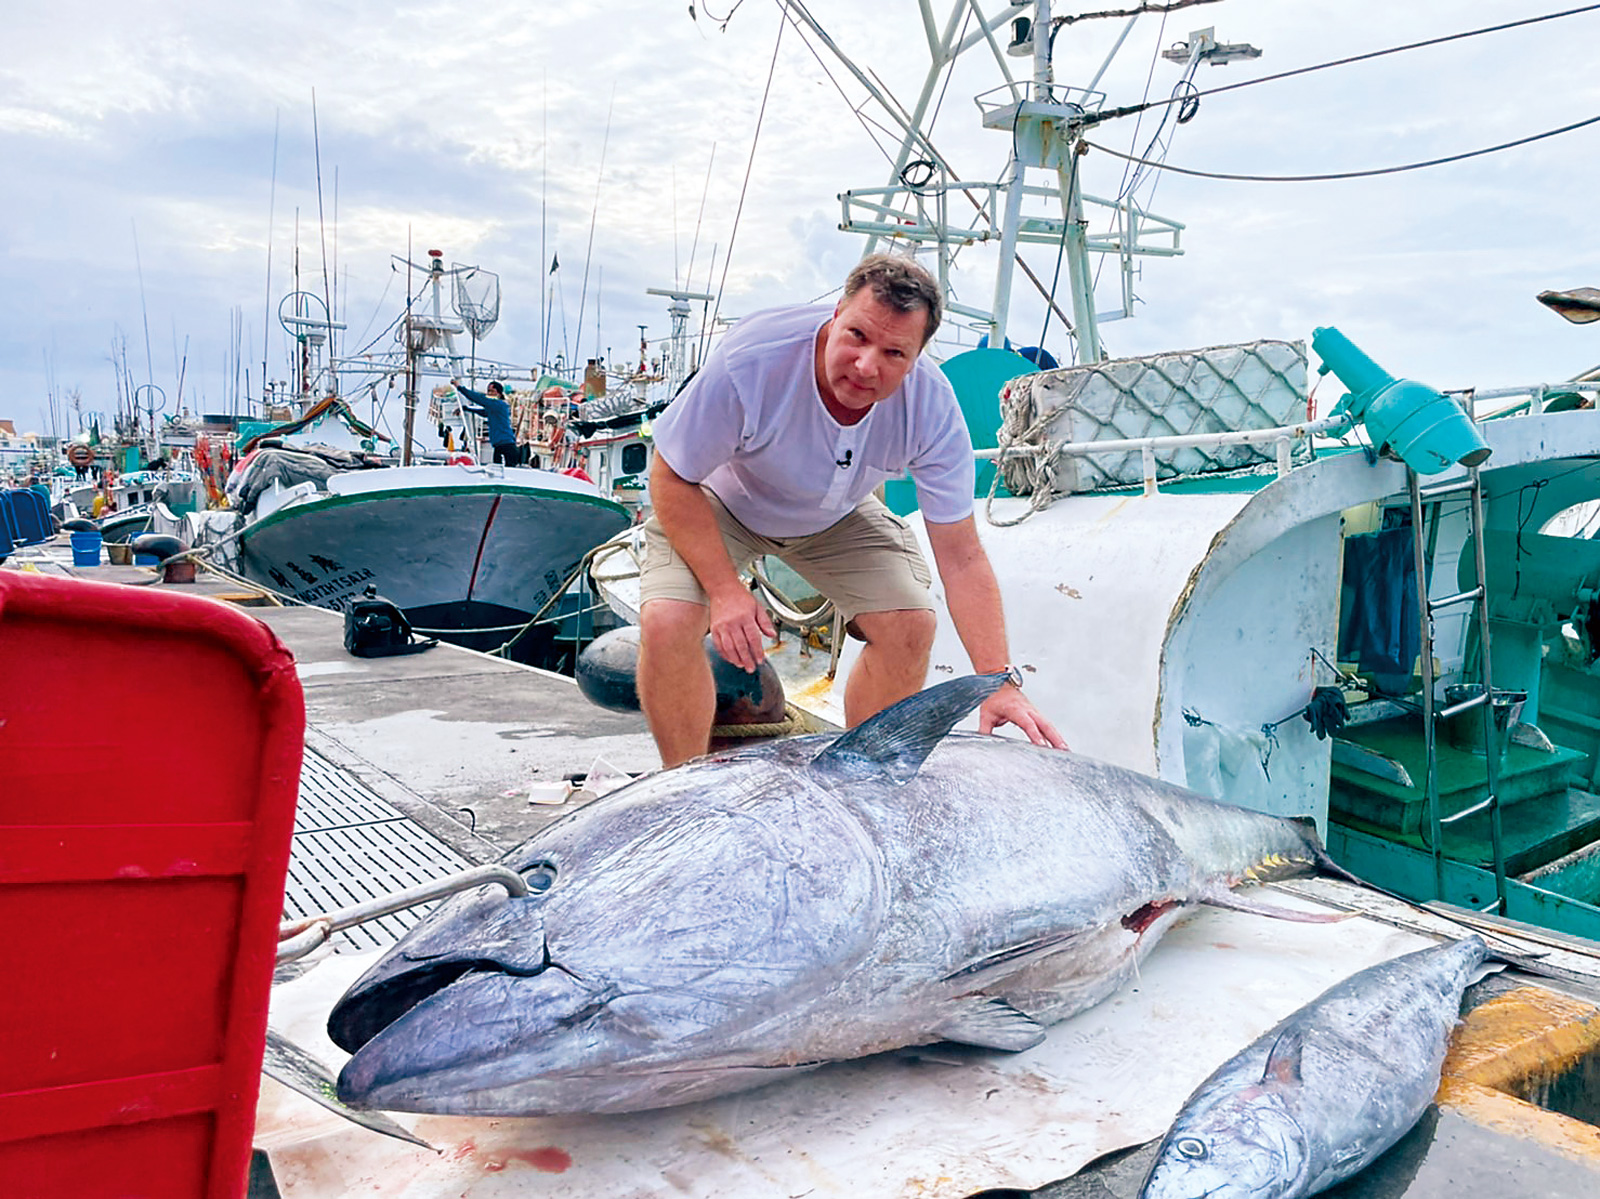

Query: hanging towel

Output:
[1338, 525, 1420, 691]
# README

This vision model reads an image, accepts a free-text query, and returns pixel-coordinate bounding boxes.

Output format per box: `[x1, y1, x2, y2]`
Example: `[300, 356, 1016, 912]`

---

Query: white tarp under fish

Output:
[257, 883, 1432, 1197]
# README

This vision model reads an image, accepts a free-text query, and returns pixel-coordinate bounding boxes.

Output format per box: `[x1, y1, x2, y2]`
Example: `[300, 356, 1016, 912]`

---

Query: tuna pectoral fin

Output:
[812, 673, 1007, 783]
[1202, 886, 1353, 924]
[263, 1028, 433, 1150]
[1263, 1027, 1305, 1086]
[933, 997, 1047, 1052]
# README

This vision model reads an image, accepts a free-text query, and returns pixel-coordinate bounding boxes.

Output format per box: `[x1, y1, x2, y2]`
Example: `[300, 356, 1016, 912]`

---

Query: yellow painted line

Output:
[1437, 986, 1600, 1164]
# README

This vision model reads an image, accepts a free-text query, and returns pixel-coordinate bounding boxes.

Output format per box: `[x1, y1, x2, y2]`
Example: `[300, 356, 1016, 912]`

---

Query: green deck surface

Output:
[1330, 717, 1597, 873]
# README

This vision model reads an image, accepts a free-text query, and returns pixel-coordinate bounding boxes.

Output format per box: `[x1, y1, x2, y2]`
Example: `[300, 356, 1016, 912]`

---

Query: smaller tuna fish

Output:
[1139, 935, 1491, 1199]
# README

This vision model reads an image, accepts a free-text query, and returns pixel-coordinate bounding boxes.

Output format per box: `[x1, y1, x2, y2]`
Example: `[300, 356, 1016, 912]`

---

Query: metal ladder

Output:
[1408, 465, 1508, 913]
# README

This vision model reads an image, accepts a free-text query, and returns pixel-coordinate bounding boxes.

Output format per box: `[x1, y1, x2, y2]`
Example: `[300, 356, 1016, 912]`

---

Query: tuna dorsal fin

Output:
[933, 996, 1047, 1052]
[1200, 885, 1353, 924]
[812, 673, 1008, 784]
[1263, 1027, 1304, 1087]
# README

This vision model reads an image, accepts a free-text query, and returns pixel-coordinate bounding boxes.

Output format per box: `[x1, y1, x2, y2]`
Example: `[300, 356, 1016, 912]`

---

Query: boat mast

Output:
[645, 287, 715, 396]
[829, 1, 1200, 364]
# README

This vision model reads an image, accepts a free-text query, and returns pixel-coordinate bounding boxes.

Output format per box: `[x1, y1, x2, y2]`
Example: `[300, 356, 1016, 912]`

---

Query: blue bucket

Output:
[70, 530, 103, 567]
[133, 550, 160, 566]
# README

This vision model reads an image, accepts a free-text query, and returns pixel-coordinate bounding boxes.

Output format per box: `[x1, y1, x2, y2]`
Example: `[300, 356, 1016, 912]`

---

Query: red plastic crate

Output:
[0, 573, 303, 1199]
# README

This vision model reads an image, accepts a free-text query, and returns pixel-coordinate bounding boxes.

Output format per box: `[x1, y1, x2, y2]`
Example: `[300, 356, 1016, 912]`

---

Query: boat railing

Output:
[1451, 379, 1600, 419]
[973, 81, 1108, 121]
[840, 178, 1183, 259]
[977, 411, 1355, 502]
[978, 376, 1600, 512]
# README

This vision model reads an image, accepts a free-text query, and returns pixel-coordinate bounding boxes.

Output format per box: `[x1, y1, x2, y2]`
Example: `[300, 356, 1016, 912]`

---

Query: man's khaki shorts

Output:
[638, 490, 934, 624]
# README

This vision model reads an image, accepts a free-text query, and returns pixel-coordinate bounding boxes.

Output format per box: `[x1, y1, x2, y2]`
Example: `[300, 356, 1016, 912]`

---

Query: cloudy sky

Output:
[5, 0, 1599, 439]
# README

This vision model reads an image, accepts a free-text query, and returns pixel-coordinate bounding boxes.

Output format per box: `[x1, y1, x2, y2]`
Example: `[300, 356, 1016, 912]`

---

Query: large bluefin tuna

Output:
[1138, 935, 1491, 1199]
[329, 674, 1345, 1115]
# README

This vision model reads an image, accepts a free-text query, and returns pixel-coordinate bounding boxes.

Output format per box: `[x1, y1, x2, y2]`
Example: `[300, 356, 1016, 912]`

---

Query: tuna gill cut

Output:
[1138, 935, 1492, 1199]
[330, 673, 1345, 1116]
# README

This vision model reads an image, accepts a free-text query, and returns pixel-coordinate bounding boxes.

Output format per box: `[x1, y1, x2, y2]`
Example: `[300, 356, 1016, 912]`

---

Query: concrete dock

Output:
[11, 550, 1600, 1198]
[253, 602, 660, 856]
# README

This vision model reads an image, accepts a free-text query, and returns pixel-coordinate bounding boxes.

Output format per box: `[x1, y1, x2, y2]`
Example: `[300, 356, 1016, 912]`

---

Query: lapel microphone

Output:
[835, 449, 853, 469]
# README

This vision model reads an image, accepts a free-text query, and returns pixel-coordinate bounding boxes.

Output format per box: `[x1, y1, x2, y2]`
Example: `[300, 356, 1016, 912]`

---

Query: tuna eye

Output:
[1176, 1138, 1208, 1160]
[522, 862, 558, 892]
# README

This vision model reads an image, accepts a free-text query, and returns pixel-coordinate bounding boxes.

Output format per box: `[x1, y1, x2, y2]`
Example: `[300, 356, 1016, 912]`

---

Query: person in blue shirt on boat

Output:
[452, 378, 523, 466]
[637, 252, 1067, 768]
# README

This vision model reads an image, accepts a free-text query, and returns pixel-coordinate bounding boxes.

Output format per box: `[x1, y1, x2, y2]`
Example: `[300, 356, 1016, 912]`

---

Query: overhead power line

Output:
[1084, 112, 1600, 183]
[1087, 3, 1600, 126]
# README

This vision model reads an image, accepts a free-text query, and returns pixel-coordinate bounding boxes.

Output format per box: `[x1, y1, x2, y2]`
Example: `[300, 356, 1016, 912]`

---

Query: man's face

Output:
[818, 290, 926, 413]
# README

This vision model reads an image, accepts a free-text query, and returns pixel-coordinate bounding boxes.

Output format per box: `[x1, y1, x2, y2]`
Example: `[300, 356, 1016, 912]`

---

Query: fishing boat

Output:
[585, 1, 1600, 941]
[164, 255, 635, 664]
[200, 458, 628, 658]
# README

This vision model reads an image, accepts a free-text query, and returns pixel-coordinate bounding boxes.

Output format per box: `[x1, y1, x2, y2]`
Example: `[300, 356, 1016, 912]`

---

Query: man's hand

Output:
[708, 588, 777, 673]
[978, 684, 1069, 750]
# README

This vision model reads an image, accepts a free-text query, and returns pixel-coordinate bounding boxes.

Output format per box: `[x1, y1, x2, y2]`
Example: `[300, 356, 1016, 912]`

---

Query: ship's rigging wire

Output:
[1110, 6, 1172, 206]
[311, 90, 335, 367]
[1061, 4, 1600, 343]
[349, 271, 397, 358]
[692, 0, 750, 29]
[1087, 3, 1600, 126]
[777, 6, 904, 169]
[707, 9, 785, 353]
[262, 108, 280, 415]
[1057, 0, 1223, 27]
[684, 143, 717, 293]
[574, 86, 616, 365]
[776, 2, 1074, 332]
[1084, 112, 1600, 183]
[922, 3, 974, 157]
[1082, 5, 1177, 354]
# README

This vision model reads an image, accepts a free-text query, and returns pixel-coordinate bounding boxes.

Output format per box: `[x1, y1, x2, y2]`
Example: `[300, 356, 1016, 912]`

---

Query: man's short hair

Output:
[842, 253, 942, 346]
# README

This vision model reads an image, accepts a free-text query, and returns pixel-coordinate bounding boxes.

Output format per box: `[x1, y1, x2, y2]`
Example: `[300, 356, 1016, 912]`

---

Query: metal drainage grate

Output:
[285, 749, 473, 952]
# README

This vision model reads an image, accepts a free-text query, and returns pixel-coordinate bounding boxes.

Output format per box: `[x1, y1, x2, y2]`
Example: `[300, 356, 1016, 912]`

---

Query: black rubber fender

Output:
[576, 626, 786, 723]
[131, 533, 185, 561]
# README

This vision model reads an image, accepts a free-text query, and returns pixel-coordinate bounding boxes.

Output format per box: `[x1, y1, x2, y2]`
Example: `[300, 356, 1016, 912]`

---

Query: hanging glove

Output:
[1303, 686, 1349, 741]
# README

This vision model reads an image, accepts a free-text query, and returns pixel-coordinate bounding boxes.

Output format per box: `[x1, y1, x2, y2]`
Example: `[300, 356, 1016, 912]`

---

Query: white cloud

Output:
[4, 1, 1598, 429]
[0, 106, 93, 140]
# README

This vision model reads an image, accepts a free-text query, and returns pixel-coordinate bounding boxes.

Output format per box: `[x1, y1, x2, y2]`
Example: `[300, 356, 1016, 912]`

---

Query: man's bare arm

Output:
[649, 456, 775, 671]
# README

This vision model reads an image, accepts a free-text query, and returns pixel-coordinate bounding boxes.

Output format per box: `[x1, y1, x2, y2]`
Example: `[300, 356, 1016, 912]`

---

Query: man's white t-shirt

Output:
[651, 303, 975, 538]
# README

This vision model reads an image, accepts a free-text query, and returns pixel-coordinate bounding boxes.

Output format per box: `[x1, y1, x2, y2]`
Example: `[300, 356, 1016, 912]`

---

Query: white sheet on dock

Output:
[257, 885, 1433, 1197]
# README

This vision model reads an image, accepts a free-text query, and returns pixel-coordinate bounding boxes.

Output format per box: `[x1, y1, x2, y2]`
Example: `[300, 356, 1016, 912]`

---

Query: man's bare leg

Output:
[843, 608, 937, 727]
[638, 598, 715, 768]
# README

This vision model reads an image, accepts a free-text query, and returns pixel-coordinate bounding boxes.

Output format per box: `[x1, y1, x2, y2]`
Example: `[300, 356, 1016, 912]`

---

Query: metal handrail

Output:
[980, 411, 1355, 497]
[276, 864, 530, 963]
[978, 411, 1354, 463]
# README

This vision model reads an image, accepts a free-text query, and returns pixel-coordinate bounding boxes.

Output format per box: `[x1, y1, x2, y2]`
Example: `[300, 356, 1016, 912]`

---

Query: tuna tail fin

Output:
[1284, 823, 1561, 971]
[1287, 815, 1366, 884]
[812, 673, 1008, 784]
